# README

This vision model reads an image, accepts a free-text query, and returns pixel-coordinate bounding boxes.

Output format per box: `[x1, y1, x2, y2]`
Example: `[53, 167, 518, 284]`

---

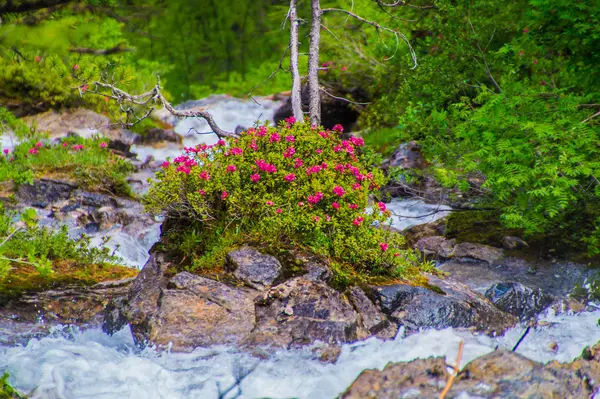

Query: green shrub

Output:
[145, 120, 433, 282]
[0, 373, 23, 399]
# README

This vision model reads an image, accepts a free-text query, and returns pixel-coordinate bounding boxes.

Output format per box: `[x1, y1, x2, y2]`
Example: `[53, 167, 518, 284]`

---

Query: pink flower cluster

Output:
[307, 192, 324, 204]
[283, 147, 296, 158]
[332, 186, 345, 197]
[256, 159, 277, 173]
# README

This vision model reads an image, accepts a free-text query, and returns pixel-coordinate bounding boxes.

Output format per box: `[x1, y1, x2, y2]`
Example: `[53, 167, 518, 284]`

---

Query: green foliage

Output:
[145, 121, 433, 282]
[0, 205, 121, 280]
[0, 129, 134, 195]
[0, 373, 23, 399]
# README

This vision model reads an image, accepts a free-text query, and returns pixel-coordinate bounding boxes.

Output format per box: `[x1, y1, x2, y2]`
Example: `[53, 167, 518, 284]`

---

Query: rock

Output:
[347, 286, 397, 339]
[485, 282, 553, 320]
[16, 179, 77, 208]
[303, 261, 332, 283]
[381, 141, 428, 170]
[249, 277, 368, 347]
[23, 108, 124, 140]
[147, 272, 257, 349]
[273, 86, 360, 132]
[502, 236, 529, 250]
[415, 236, 503, 264]
[133, 127, 181, 145]
[402, 218, 447, 248]
[371, 277, 517, 333]
[341, 344, 600, 398]
[226, 246, 283, 290]
[73, 190, 118, 208]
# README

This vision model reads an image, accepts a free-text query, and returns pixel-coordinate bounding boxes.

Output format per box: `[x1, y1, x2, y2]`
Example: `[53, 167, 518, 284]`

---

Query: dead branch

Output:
[307, 0, 323, 126]
[374, 0, 435, 9]
[289, 0, 304, 121]
[90, 78, 238, 138]
[439, 340, 464, 399]
[467, 18, 502, 93]
[321, 7, 417, 68]
[582, 110, 600, 124]
[320, 87, 371, 106]
[69, 43, 135, 55]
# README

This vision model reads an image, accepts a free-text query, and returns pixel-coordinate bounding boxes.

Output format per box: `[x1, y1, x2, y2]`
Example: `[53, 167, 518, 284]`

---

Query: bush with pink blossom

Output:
[145, 120, 433, 283]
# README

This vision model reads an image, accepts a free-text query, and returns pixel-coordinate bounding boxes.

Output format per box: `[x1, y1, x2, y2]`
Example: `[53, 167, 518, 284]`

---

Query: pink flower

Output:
[34, 55, 41, 63]
[335, 164, 346, 173]
[332, 202, 340, 209]
[307, 192, 324, 204]
[199, 170, 210, 180]
[523, 28, 529, 33]
[315, 149, 323, 154]
[283, 147, 296, 158]
[249, 140, 258, 151]
[533, 59, 538, 65]
[332, 186, 345, 197]
[28, 148, 38, 155]
[250, 173, 260, 182]
[355, 173, 366, 182]
[226, 165, 237, 173]
[99, 142, 107, 148]
[3, 149, 8, 155]
[266, 200, 274, 206]
[72, 144, 84, 151]
[231, 147, 243, 155]
[380, 243, 389, 252]
[80, 84, 89, 93]
[284, 173, 296, 182]
[306, 165, 322, 175]
[257, 126, 267, 137]
[341, 66, 347, 71]
[161, 161, 170, 168]
[276, 208, 283, 214]
[285, 135, 295, 142]
[298, 202, 305, 207]
[198, 189, 205, 195]
[349, 203, 359, 209]
[35, 141, 43, 148]
[333, 145, 342, 153]
[519, 50, 525, 57]
[377, 202, 387, 212]
[541, 80, 547, 86]
[314, 216, 320, 222]
[176, 165, 191, 174]
[285, 116, 296, 125]
[352, 183, 361, 190]
[325, 214, 331, 221]
[321, 162, 328, 169]
[62, 142, 69, 148]
[353, 216, 364, 226]
[221, 191, 229, 200]
[269, 133, 281, 143]
[332, 124, 344, 133]
[73, 64, 80, 70]
[394, 253, 400, 257]
[319, 131, 329, 139]
[349, 137, 365, 147]
[293, 158, 303, 168]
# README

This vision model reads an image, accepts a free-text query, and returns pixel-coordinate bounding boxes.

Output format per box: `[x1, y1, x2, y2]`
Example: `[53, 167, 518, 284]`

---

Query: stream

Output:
[1, 95, 600, 398]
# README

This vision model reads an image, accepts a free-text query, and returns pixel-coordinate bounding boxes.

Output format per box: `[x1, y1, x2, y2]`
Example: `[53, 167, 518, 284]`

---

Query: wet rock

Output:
[402, 217, 447, 248]
[16, 179, 77, 208]
[371, 277, 517, 333]
[502, 236, 529, 250]
[226, 246, 283, 290]
[381, 141, 428, 170]
[341, 344, 600, 399]
[249, 277, 368, 347]
[485, 282, 553, 320]
[347, 286, 397, 339]
[415, 236, 504, 264]
[148, 272, 257, 349]
[303, 260, 332, 283]
[133, 127, 181, 145]
[73, 190, 118, 208]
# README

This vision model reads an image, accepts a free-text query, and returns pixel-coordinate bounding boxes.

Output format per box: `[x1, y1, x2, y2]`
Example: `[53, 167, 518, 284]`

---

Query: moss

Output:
[0, 260, 138, 303]
[0, 374, 24, 399]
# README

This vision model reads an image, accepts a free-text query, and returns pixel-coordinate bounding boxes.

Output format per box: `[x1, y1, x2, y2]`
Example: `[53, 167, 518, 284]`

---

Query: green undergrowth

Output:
[0, 112, 134, 196]
[0, 206, 137, 300]
[0, 374, 23, 399]
[146, 121, 436, 287]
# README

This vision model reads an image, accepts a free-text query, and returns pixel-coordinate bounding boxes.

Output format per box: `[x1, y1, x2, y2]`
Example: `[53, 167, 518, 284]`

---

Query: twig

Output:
[320, 87, 371, 105]
[0, 227, 22, 248]
[439, 340, 464, 399]
[512, 326, 531, 352]
[69, 44, 135, 55]
[582, 110, 600, 124]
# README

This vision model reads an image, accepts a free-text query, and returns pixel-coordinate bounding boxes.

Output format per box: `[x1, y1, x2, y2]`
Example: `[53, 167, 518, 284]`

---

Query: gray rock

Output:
[347, 286, 397, 339]
[485, 282, 552, 320]
[502, 236, 529, 250]
[371, 277, 517, 333]
[381, 141, 428, 170]
[226, 246, 283, 290]
[415, 236, 503, 264]
[340, 345, 600, 399]
[17, 179, 77, 208]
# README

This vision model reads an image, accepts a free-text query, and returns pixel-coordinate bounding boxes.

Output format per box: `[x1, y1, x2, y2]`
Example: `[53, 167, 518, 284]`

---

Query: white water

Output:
[386, 198, 452, 231]
[1, 309, 599, 399]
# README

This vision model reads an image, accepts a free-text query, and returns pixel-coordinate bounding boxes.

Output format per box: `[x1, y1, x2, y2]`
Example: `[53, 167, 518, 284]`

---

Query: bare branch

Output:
[373, 0, 435, 9]
[320, 87, 371, 106]
[90, 78, 238, 138]
[582, 110, 600, 124]
[322, 7, 417, 69]
[467, 18, 502, 93]
[69, 43, 135, 55]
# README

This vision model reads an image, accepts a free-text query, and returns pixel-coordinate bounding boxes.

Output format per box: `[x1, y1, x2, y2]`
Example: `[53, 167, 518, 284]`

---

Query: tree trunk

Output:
[289, 0, 303, 122]
[307, 0, 322, 126]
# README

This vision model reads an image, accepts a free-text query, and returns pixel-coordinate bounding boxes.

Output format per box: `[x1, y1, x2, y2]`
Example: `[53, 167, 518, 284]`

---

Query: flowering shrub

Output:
[146, 121, 433, 282]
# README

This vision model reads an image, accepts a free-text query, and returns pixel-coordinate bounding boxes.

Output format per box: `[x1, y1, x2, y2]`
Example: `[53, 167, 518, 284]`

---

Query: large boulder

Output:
[226, 246, 283, 290]
[381, 141, 428, 170]
[108, 250, 398, 352]
[371, 276, 517, 334]
[340, 343, 600, 399]
[415, 236, 504, 264]
[485, 281, 553, 320]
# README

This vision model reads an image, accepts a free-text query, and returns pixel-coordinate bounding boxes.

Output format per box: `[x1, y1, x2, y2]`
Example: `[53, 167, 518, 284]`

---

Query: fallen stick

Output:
[439, 340, 464, 399]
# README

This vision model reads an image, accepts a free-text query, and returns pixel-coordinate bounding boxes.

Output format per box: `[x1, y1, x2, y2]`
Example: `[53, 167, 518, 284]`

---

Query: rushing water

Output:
[1, 308, 600, 399]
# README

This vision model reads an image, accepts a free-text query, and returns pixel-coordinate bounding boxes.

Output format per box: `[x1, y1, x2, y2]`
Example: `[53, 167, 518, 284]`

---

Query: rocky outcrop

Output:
[371, 276, 517, 334]
[381, 141, 428, 170]
[226, 246, 283, 290]
[107, 249, 401, 352]
[340, 343, 600, 399]
[415, 236, 504, 264]
[485, 281, 552, 320]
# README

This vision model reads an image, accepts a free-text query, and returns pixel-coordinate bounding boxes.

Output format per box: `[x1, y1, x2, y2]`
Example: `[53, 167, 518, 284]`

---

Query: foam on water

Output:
[386, 198, 452, 231]
[1, 309, 599, 399]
